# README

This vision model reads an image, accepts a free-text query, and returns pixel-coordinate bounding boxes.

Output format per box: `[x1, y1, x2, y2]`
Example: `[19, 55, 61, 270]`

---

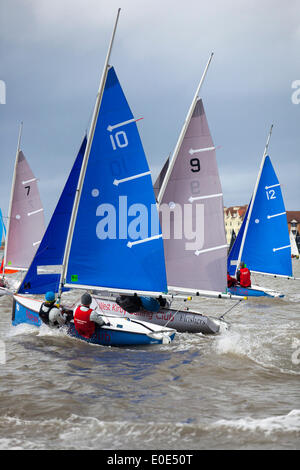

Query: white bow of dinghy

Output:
[147, 329, 175, 344]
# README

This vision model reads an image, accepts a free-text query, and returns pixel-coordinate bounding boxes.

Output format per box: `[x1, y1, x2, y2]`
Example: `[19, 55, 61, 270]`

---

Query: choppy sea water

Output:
[0, 261, 299, 451]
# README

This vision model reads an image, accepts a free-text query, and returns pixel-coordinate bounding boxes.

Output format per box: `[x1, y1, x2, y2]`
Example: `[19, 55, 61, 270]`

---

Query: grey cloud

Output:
[0, 0, 299, 223]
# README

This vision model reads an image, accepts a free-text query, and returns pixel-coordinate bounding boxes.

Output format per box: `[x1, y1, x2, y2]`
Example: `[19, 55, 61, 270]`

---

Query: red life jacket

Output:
[74, 306, 95, 338]
[227, 274, 237, 288]
[239, 268, 251, 287]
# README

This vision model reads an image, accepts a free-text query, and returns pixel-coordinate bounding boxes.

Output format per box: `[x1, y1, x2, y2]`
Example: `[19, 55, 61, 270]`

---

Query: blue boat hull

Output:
[66, 322, 175, 346]
[12, 296, 176, 347]
[227, 285, 284, 298]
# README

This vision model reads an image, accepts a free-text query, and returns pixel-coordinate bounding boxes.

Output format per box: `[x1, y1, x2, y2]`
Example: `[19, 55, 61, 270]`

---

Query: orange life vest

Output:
[74, 306, 95, 338]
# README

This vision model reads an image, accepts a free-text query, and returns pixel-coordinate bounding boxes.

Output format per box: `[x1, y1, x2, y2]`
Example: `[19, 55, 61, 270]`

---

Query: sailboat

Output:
[101, 53, 243, 334]
[12, 9, 176, 346]
[227, 125, 299, 297]
[0, 123, 45, 294]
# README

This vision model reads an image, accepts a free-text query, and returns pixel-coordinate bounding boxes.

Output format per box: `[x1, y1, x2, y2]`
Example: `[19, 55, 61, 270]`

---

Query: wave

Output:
[212, 327, 300, 375]
[0, 410, 299, 450]
[214, 409, 300, 434]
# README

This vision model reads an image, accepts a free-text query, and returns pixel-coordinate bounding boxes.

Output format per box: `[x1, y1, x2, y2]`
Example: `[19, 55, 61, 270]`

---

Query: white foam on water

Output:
[1, 411, 299, 450]
[6, 323, 38, 337]
[213, 323, 300, 375]
[0, 414, 199, 450]
[214, 410, 300, 435]
[213, 329, 253, 358]
[5, 322, 68, 341]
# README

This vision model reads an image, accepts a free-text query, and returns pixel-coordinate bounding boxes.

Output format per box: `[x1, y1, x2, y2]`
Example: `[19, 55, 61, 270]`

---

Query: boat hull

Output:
[93, 297, 220, 334]
[66, 322, 175, 346]
[227, 284, 284, 298]
[12, 295, 176, 346]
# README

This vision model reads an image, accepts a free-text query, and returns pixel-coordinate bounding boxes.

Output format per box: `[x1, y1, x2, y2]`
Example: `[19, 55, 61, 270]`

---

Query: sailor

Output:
[39, 291, 68, 328]
[227, 272, 238, 288]
[73, 292, 108, 339]
[236, 262, 251, 288]
[0, 277, 7, 288]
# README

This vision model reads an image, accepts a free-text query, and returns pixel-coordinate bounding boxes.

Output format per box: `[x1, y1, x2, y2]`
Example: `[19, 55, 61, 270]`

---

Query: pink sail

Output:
[159, 99, 227, 292]
[4, 151, 45, 271]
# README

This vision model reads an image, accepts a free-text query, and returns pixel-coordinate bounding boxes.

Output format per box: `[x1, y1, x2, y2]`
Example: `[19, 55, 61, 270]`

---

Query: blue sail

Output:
[18, 137, 87, 294]
[66, 67, 167, 293]
[228, 156, 292, 277]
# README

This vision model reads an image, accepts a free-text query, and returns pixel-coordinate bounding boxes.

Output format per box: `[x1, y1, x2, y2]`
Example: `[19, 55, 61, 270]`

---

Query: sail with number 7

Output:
[2, 136, 45, 274]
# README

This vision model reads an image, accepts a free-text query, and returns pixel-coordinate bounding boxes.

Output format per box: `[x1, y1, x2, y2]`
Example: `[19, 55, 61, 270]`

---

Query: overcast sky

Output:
[0, 0, 299, 223]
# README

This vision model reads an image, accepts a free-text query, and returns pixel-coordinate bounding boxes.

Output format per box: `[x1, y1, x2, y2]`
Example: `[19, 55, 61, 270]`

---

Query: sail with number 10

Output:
[63, 66, 167, 294]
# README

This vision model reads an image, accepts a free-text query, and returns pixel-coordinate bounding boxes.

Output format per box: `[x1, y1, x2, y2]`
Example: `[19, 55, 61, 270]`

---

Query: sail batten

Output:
[267, 211, 286, 219]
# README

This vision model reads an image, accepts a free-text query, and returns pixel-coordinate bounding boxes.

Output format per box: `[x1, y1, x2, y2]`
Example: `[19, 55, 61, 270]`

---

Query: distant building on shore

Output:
[224, 205, 248, 245]
[287, 211, 300, 235]
[287, 211, 300, 250]
[224, 207, 300, 251]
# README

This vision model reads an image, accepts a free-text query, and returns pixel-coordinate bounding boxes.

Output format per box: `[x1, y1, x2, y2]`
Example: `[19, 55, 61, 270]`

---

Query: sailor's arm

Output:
[90, 310, 106, 327]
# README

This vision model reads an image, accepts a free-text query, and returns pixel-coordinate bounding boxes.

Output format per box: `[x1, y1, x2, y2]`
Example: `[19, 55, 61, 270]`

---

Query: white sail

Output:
[156, 54, 228, 296]
[4, 126, 45, 272]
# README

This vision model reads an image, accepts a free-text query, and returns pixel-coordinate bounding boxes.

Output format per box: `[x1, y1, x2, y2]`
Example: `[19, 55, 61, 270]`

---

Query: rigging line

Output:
[218, 299, 243, 320]
[163, 301, 190, 328]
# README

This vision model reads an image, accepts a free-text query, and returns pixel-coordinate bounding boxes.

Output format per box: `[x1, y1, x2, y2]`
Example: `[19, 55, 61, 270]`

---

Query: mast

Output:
[235, 124, 273, 275]
[58, 8, 121, 300]
[157, 52, 214, 205]
[3, 122, 23, 274]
